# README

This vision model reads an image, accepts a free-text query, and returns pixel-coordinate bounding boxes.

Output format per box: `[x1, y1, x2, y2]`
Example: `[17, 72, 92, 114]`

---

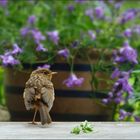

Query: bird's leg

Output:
[32, 107, 38, 125]
[30, 95, 40, 125]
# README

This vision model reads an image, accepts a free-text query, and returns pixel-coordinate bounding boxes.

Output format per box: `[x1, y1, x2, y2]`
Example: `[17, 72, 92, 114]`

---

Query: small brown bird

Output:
[23, 68, 57, 125]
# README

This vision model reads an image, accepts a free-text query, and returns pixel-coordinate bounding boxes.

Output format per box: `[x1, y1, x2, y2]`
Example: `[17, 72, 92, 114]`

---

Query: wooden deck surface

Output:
[0, 122, 140, 139]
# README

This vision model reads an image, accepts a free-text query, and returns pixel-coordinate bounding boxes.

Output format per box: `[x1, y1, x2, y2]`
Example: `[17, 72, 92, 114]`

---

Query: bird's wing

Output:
[41, 83, 55, 111]
[23, 75, 41, 110]
[23, 87, 36, 110]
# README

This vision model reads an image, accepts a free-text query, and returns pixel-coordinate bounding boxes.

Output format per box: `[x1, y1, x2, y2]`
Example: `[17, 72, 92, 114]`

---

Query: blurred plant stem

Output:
[112, 104, 117, 121]
[0, 67, 5, 106]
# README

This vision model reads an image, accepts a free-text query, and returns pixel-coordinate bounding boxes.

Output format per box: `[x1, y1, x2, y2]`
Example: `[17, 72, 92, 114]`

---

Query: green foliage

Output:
[0, 0, 140, 65]
[71, 126, 81, 135]
[71, 120, 93, 135]
[0, 67, 5, 105]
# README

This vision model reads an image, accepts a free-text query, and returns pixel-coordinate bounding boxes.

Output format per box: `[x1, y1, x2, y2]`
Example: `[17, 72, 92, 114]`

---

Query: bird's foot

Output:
[29, 122, 38, 125]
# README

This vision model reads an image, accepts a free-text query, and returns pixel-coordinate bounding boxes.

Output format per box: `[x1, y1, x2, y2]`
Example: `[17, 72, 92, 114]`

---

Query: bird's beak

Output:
[51, 72, 57, 75]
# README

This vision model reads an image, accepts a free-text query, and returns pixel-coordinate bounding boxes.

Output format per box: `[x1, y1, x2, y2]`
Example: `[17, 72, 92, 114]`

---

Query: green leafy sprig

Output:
[71, 120, 93, 135]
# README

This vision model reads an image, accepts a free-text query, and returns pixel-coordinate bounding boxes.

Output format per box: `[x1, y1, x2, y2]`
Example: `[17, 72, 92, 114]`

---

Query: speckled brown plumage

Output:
[23, 68, 57, 125]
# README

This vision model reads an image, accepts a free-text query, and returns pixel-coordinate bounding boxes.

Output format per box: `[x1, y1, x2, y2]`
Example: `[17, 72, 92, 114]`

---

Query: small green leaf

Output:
[71, 126, 81, 135]
[80, 120, 93, 133]
[71, 121, 94, 135]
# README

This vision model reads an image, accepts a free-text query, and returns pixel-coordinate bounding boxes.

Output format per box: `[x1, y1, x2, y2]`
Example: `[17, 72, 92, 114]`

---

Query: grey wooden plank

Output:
[0, 122, 140, 139]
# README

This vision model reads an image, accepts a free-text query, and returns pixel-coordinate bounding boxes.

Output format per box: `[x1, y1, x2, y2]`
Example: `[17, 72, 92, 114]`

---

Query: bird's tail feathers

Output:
[39, 102, 52, 125]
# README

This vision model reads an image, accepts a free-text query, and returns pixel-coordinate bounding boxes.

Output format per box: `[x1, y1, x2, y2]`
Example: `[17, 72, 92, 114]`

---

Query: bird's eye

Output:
[44, 72, 47, 74]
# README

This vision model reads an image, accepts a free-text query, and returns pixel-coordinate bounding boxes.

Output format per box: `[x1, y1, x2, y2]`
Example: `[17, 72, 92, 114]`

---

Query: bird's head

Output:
[31, 68, 57, 80]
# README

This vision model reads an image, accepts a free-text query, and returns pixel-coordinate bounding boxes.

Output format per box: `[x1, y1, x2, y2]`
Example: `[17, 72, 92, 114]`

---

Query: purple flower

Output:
[47, 31, 59, 45]
[12, 44, 23, 55]
[88, 30, 96, 40]
[108, 0, 114, 4]
[111, 68, 120, 79]
[103, 70, 133, 105]
[63, 73, 84, 88]
[108, 0, 123, 9]
[58, 48, 70, 58]
[27, 0, 34, 4]
[38, 64, 50, 69]
[123, 28, 132, 38]
[75, 0, 86, 3]
[115, 2, 123, 9]
[102, 92, 113, 104]
[133, 25, 140, 35]
[134, 116, 140, 122]
[114, 41, 138, 64]
[20, 27, 30, 36]
[85, 8, 94, 20]
[102, 98, 109, 104]
[36, 44, 47, 52]
[0, 0, 8, 7]
[71, 40, 79, 48]
[67, 5, 75, 12]
[120, 41, 138, 64]
[108, 92, 113, 98]
[115, 73, 133, 97]
[0, 54, 20, 66]
[119, 109, 131, 120]
[28, 15, 36, 24]
[32, 29, 46, 43]
[95, 7, 104, 18]
[114, 97, 123, 104]
[120, 9, 137, 23]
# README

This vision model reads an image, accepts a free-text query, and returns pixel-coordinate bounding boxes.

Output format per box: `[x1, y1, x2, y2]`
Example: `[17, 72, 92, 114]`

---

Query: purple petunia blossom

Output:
[119, 109, 131, 120]
[67, 5, 75, 12]
[111, 68, 120, 79]
[123, 28, 132, 38]
[28, 15, 36, 24]
[133, 25, 140, 35]
[71, 40, 79, 48]
[103, 70, 133, 105]
[85, 8, 94, 20]
[102, 98, 109, 104]
[27, 0, 34, 4]
[115, 2, 122, 9]
[114, 72, 133, 97]
[102, 92, 113, 104]
[20, 27, 45, 45]
[12, 44, 23, 55]
[20, 27, 30, 36]
[114, 97, 123, 104]
[36, 44, 47, 52]
[63, 73, 84, 88]
[47, 31, 59, 45]
[0, 0, 8, 7]
[95, 6, 104, 18]
[108, 0, 123, 9]
[108, 0, 114, 4]
[115, 2, 123, 9]
[88, 30, 96, 40]
[120, 9, 137, 24]
[38, 64, 50, 69]
[114, 41, 138, 64]
[0, 54, 20, 66]
[134, 116, 140, 122]
[58, 48, 70, 58]
[75, 0, 86, 3]
[32, 29, 46, 43]
[119, 41, 138, 64]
